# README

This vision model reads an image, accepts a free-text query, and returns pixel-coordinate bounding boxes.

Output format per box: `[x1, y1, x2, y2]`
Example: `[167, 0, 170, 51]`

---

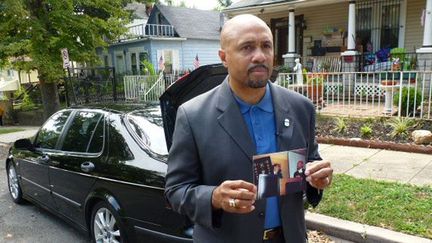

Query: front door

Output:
[271, 15, 305, 66]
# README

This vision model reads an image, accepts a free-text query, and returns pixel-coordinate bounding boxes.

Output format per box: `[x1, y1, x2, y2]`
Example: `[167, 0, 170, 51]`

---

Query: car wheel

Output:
[91, 201, 127, 243]
[7, 162, 24, 204]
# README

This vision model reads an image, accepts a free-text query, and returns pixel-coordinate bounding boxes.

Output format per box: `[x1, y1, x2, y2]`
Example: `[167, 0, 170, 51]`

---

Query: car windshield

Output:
[125, 107, 168, 156]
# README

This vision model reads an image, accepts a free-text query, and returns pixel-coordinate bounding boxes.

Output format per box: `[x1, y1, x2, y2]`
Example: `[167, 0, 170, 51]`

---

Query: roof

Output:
[156, 4, 221, 40]
[225, 0, 289, 10]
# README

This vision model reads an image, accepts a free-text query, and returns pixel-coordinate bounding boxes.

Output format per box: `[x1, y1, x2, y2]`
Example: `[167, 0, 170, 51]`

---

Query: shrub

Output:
[360, 124, 372, 138]
[21, 92, 37, 111]
[387, 117, 415, 138]
[140, 59, 156, 75]
[333, 117, 347, 134]
[393, 87, 422, 116]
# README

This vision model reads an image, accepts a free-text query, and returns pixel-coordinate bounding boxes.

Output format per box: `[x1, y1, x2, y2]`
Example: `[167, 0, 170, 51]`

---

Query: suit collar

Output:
[216, 77, 255, 161]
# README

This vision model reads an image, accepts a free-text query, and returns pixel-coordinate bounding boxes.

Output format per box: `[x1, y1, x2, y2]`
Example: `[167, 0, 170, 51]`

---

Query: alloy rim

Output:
[93, 207, 121, 243]
[8, 165, 19, 199]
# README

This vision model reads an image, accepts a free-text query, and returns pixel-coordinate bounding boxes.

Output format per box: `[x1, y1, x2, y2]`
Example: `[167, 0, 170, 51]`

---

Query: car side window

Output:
[87, 117, 104, 153]
[61, 111, 103, 153]
[35, 111, 72, 149]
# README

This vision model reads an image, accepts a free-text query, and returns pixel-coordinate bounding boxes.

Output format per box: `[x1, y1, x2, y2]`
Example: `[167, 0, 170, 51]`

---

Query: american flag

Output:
[193, 54, 200, 69]
[158, 55, 165, 71]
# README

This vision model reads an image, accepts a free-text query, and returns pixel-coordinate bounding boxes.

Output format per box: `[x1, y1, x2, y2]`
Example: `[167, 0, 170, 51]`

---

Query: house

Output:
[102, 4, 223, 75]
[223, 0, 432, 72]
[0, 68, 39, 98]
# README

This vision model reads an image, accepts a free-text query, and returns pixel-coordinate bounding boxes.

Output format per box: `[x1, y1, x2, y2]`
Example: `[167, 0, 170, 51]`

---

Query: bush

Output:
[360, 124, 372, 138]
[20, 92, 37, 111]
[387, 117, 415, 138]
[393, 87, 422, 116]
[333, 117, 347, 134]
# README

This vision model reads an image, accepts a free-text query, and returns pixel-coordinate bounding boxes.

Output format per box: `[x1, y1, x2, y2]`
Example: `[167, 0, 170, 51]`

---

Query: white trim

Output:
[399, 0, 407, 48]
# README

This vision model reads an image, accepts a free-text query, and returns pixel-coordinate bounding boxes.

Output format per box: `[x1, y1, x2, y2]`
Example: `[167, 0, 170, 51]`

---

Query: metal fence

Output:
[64, 67, 119, 105]
[277, 71, 432, 120]
[123, 73, 178, 102]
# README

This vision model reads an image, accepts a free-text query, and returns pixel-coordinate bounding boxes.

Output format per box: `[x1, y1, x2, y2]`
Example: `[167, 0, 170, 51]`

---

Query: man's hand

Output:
[212, 180, 257, 214]
[305, 160, 333, 190]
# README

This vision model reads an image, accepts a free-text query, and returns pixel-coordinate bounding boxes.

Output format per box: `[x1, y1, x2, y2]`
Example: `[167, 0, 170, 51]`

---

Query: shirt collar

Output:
[233, 83, 274, 114]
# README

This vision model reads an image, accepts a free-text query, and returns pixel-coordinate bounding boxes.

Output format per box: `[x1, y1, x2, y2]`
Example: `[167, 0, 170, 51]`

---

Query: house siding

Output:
[257, 0, 425, 56]
[405, 0, 425, 52]
[181, 39, 221, 70]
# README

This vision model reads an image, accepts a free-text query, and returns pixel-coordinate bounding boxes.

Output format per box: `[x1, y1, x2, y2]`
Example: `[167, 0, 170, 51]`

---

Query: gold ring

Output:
[228, 198, 236, 207]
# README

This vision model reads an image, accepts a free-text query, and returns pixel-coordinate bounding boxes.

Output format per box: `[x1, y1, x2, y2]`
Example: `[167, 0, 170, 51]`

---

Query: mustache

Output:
[247, 64, 269, 73]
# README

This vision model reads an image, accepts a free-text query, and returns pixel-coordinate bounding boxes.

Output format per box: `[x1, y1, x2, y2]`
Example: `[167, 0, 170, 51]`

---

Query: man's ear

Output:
[218, 49, 227, 67]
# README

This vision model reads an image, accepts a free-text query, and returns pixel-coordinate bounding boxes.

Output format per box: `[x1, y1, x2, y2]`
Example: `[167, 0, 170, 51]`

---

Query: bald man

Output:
[165, 14, 333, 243]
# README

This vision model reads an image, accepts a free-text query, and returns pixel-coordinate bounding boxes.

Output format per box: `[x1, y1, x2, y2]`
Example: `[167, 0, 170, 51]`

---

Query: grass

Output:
[0, 128, 25, 134]
[309, 174, 432, 239]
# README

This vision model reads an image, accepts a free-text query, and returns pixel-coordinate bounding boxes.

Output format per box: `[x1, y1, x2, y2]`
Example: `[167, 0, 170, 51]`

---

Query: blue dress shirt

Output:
[233, 83, 281, 229]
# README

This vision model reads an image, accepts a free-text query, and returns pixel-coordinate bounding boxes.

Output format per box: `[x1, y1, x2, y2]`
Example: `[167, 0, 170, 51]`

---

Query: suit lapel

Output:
[216, 79, 255, 162]
[270, 83, 294, 151]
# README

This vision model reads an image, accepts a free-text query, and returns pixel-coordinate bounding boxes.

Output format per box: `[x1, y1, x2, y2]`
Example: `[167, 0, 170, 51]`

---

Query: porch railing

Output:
[123, 73, 178, 102]
[277, 71, 432, 120]
[120, 23, 175, 41]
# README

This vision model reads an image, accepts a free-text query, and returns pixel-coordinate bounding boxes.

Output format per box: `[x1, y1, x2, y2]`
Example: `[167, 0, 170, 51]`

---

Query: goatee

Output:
[247, 79, 267, 88]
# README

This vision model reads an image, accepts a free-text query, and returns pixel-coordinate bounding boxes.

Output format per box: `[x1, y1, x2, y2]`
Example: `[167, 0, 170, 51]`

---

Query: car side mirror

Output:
[14, 139, 35, 152]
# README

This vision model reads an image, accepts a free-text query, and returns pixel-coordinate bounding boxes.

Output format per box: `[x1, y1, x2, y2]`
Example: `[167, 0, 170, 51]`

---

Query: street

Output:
[0, 145, 87, 242]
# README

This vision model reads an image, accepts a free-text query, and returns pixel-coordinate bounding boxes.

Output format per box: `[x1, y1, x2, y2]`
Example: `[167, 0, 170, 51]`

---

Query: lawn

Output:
[0, 128, 25, 134]
[309, 174, 432, 239]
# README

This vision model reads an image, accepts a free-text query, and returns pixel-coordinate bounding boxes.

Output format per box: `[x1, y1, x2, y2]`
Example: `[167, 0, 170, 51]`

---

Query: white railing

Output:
[276, 71, 432, 120]
[121, 24, 175, 40]
[123, 73, 178, 102]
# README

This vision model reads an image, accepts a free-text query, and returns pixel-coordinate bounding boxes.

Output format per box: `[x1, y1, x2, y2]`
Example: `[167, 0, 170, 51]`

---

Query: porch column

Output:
[283, 9, 298, 68]
[341, 0, 358, 72]
[417, 0, 432, 69]
[288, 9, 295, 53]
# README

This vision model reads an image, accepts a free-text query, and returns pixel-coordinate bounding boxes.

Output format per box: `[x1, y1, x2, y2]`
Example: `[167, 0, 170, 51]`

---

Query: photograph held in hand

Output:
[253, 148, 306, 199]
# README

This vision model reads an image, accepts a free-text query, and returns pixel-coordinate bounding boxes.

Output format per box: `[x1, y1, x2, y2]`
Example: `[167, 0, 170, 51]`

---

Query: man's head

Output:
[297, 161, 304, 170]
[219, 14, 274, 90]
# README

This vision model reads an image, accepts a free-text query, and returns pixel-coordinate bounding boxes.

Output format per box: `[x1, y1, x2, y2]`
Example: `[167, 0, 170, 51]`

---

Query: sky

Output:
[160, 0, 241, 10]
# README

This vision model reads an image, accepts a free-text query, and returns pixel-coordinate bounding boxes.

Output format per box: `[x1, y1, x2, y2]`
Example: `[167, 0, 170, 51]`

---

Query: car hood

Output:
[160, 63, 279, 151]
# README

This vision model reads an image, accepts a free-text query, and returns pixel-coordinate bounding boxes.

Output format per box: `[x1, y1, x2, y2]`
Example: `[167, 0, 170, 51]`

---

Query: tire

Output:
[7, 162, 24, 204]
[91, 201, 128, 243]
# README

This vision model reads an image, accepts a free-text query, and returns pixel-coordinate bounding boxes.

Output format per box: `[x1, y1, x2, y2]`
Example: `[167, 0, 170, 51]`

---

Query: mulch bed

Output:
[316, 115, 432, 154]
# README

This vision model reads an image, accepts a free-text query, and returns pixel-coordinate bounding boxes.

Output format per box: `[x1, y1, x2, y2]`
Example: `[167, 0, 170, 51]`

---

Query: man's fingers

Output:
[305, 161, 331, 176]
[228, 180, 257, 193]
[306, 167, 333, 181]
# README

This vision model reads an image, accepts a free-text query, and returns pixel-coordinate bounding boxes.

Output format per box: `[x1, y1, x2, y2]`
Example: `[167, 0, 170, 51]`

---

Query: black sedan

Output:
[6, 64, 232, 243]
[7, 102, 195, 242]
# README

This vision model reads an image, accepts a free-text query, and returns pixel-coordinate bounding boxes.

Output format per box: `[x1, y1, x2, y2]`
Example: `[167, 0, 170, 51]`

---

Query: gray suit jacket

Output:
[165, 78, 322, 243]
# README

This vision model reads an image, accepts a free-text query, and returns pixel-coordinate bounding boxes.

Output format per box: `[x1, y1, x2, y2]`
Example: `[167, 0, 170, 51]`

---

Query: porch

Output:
[276, 70, 432, 119]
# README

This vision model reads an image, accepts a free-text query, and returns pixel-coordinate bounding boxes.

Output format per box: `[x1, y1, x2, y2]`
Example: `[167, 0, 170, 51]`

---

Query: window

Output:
[35, 111, 72, 149]
[139, 52, 148, 74]
[131, 53, 138, 75]
[157, 50, 179, 74]
[356, 0, 402, 52]
[61, 111, 103, 153]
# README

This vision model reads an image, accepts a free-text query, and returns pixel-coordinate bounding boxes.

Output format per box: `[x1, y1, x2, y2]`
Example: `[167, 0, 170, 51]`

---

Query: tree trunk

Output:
[39, 79, 60, 120]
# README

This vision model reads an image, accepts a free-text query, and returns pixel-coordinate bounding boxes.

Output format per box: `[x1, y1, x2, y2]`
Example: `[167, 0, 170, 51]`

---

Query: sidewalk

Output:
[0, 128, 431, 242]
[0, 126, 39, 145]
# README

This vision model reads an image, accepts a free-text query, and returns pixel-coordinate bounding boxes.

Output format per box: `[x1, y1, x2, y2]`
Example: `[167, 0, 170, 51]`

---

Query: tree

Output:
[0, 0, 134, 118]
[217, 0, 232, 8]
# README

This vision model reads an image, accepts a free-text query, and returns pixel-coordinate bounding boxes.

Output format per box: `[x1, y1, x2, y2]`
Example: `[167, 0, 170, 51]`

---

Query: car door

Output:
[19, 110, 73, 209]
[48, 110, 104, 227]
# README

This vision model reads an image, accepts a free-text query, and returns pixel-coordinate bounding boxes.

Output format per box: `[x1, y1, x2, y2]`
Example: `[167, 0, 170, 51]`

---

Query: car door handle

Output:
[81, 162, 95, 173]
[38, 154, 50, 164]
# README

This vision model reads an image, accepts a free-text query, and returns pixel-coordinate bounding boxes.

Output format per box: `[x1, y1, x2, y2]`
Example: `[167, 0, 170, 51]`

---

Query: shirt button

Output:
[259, 212, 265, 217]
[257, 136, 262, 141]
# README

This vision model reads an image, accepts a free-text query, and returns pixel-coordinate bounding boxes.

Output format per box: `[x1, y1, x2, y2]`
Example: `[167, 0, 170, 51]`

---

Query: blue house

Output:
[102, 4, 223, 75]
